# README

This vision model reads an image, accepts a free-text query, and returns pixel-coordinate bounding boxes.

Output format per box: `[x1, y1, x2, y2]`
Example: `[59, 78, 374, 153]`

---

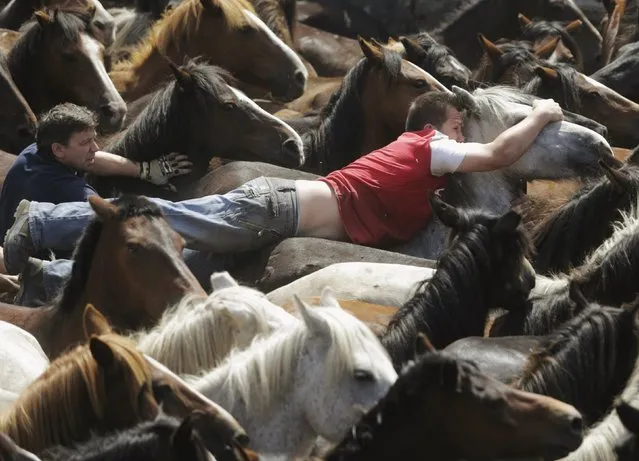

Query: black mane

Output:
[381, 206, 531, 369]
[520, 18, 583, 69]
[524, 62, 582, 111]
[302, 46, 402, 175]
[55, 195, 162, 312]
[515, 305, 639, 425]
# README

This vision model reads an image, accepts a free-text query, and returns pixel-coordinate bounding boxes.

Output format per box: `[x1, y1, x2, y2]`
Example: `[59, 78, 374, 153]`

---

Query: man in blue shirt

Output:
[0, 102, 192, 303]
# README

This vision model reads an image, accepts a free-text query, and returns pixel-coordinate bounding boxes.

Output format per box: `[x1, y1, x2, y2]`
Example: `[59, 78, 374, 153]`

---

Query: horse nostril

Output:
[99, 102, 127, 123]
[293, 70, 306, 87]
[283, 138, 301, 155]
[569, 415, 583, 433]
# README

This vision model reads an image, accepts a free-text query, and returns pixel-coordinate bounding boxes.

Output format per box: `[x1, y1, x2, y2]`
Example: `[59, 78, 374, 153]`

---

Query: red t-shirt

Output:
[319, 127, 448, 246]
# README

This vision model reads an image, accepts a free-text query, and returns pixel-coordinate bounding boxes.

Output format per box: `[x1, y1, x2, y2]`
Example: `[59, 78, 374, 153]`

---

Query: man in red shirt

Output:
[4, 92, 563, 299]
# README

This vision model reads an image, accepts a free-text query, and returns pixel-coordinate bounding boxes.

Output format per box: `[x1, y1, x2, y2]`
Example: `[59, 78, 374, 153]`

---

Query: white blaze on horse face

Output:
[242, 9, 308, 87]
[79, 33, 126, 109]
[229, 86, 305, 164]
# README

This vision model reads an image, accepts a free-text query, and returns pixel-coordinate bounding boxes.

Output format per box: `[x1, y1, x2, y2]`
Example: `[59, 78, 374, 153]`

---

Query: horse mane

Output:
[469, 85, 536, 122]
[520, 19, 583, 69]
[192, 307, 385, 415]
[406, 31, 457, 69]
[250, 0, 296, 45]
[515, 305, 639, 425]
[107, 60, 235, 162]
[114, 0, 255, 70]
[55, 196, 163, 312]
[303, 47, 402, 174]
[526, 166, 639, 274]
[572, 202, 639, 305]
[0, 333, 151, 454]
[131, 285, 293, 374]
[524, 62, 582, 112]
[325, 351, 486, 460]
[7, 7, 92, 90]
[381, 207, 531, 367]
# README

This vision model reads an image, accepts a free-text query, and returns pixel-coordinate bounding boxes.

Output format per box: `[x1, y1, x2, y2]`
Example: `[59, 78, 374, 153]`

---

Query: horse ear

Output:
[88, 195, 119, 221]
[617, 401, 639, 434]
[564, 19, 583, 33]
[167, 60, 194, 90]
[517, 13, 532, 29]
[534, 65, 559, 80]
[294, 295, 331, 337]
[358, 36, 385, 65]
[87, 4, 97, 19]
[477, 34, 503, 61]
[493, 210, 522, 234]
[601, 0, 625, 66]
[400, 36, 427, 63]
[599, 159, 633, 192]
[451, 85, 479, 116]
[90, 336, 116, 369]
[210, 271, 239, 291]
[319, 287, 342, 309]
[83, 304, 113, 339]
[430, 189, 463, 229]
[414, 333, 436, 357]
[534, 36, 560, 59]
[34, 10, 52, 28]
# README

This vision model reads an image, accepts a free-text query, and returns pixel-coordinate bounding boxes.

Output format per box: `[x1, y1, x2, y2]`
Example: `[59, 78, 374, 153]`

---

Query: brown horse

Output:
[0, 0, 115, 45]
[0, 195, 205, 359]
[0, 52, 35, 155]
[0, 319, 160, 455]
[7, 7, 126, 133]
[109, 0, 307, 103]
[324, 346, 583, 461]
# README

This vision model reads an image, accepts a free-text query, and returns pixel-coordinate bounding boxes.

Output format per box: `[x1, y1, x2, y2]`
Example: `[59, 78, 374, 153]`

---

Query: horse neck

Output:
[8, 48, 58, 115]
[0, 0, 39, 29]
[111, 48, 168, 101]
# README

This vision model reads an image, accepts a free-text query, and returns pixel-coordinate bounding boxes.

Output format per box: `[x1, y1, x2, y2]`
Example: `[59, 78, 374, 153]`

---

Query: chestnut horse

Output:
[0, 195, 204, 359]
[109, 0, 307, 103]
[0, 51, 35, 154]
[7, 7, 126, 133]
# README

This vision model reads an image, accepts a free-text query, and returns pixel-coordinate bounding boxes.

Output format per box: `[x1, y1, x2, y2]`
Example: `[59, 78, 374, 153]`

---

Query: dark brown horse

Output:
[0, 195, 205, 359]
[7, 7, 126, 133]
[324, 347, 583, 461]
[591, 41, 639, 102]
[109, 0, 307, 103]
[0, 51, 35, 154]
[92, 59, 304, 200]
[380, 193, 535, 370]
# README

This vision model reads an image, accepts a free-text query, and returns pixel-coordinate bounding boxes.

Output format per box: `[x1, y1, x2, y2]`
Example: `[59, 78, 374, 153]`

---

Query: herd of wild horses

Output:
[4, 0, 639, 459]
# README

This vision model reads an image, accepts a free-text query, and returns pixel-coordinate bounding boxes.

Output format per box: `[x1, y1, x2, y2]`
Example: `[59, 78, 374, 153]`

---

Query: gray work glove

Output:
[139, 152, 193, 187]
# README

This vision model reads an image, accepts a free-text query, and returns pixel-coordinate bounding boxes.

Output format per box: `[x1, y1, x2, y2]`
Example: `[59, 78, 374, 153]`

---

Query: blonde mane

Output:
[191, 307, 387, 415]
[0, 334, 152, 455]
[113, 0, 256, 71]
[130, 285, 295, 375]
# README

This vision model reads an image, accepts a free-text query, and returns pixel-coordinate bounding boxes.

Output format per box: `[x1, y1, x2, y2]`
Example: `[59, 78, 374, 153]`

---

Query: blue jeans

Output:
[25, 177, 299, 304]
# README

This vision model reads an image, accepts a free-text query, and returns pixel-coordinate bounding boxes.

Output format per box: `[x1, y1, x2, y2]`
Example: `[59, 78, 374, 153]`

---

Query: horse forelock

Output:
[521, 19, 583, 67]
[0, 334, 150, 453]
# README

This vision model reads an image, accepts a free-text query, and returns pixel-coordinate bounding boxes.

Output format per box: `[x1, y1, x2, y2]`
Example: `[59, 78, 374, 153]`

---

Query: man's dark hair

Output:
[36, 103, 98, 155]
[405, 92, 464, 132]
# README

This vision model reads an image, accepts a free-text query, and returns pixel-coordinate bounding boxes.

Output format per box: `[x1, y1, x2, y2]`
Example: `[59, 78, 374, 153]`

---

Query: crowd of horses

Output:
[2, 0, 639, 459]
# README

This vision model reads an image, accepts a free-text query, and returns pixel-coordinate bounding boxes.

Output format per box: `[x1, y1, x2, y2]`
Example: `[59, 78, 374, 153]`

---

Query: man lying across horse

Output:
[3, 92, 563, 305]
[0, 103, 192, 303]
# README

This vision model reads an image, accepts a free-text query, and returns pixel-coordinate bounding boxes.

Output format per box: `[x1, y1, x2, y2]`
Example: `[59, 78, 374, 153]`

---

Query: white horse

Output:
[190, 290, 398, 457]
[267, 262, 436, 307]
[0, 322, 49, 413]
[130, 272, 297, 375]
[398, 84, 614, 259]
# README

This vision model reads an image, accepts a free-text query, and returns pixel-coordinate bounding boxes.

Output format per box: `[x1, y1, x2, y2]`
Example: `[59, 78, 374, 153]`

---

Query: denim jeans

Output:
[24, 177, 299, 304]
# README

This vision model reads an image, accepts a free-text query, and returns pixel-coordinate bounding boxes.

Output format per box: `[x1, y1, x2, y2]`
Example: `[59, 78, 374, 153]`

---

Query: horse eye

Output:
[93, 20, 105, 30]
[126, 242, 142, 254]
[354, 369, 375, 382]
[414, 79, 428, 88]
[223, 101, 237, 111]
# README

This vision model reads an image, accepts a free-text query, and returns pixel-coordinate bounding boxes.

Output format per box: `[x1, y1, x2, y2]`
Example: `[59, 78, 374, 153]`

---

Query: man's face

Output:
[438, 106, 465, 142]
[52, 128, 98, 171]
